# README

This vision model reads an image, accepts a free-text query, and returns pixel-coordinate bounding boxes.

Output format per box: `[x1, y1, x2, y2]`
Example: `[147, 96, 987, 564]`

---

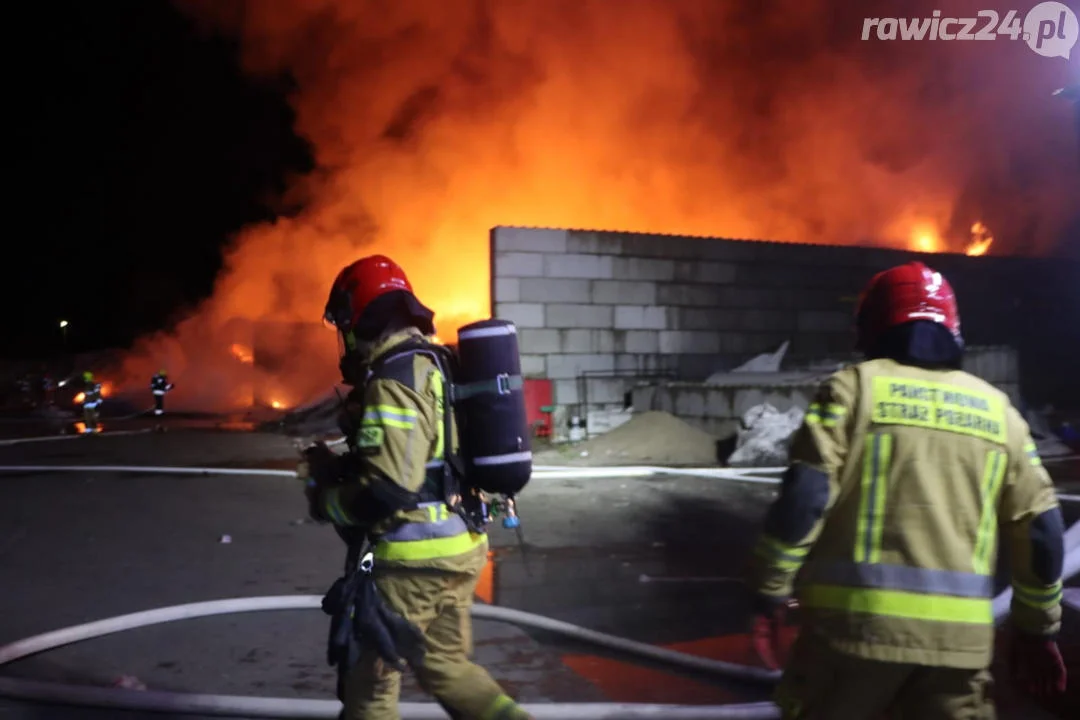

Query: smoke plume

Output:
[116, 0, 1079, 411]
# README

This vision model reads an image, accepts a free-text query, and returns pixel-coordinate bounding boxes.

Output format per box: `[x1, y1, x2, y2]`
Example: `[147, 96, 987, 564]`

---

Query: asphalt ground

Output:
[0, 424, 1076, 719]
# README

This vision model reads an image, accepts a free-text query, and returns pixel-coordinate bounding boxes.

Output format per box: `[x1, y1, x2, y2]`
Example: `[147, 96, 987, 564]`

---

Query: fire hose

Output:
[0, 465, 1077, 719]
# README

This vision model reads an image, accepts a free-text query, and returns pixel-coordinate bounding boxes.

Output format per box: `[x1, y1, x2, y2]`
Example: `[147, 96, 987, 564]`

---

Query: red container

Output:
[523, 379, 553, 437]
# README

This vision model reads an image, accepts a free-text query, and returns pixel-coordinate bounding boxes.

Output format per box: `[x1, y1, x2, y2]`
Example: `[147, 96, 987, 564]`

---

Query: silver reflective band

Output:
[380, 502, 469, 543]
[811, 561, 994, 598]
[458, 324, 517, 340]
[473, 451, 533, 466]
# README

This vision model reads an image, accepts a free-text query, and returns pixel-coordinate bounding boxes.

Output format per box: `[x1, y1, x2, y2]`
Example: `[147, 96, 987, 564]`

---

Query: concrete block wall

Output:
[631, 345, 1021, 439]
[491, 227, 1080, 437]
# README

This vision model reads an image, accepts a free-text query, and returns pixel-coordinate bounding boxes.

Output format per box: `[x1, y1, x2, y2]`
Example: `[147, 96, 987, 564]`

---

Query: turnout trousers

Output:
[776, 632, 995, 720]
[343, 568, 528, 720]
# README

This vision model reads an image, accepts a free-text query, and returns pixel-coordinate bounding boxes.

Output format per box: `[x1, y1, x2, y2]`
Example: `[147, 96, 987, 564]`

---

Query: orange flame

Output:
[270, 399, 284, 409]
[73, 392, 85, 404]
[231, 344, 254, 364]
[965, 222, 994, 256]
[114, 1, 1071, 413]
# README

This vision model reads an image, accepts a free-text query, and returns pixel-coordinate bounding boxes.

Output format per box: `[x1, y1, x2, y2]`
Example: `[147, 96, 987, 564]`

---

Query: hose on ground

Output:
[0, 595, 783, 719]
[0, 464, 1077, 718]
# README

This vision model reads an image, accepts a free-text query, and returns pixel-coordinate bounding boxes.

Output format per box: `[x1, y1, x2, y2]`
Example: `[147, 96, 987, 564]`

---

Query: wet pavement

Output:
[0, 425, 1076, 718]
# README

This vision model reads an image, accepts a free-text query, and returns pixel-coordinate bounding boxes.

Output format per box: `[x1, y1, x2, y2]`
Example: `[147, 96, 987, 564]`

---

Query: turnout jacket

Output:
[750, 358, 1064, 669]
[317, 328, 487, 574]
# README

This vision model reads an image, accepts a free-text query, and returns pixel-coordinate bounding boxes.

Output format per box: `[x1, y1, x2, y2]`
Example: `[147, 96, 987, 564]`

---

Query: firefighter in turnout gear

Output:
[151, 370, 173, 416]
[301, 254, 532, 720]
[749, 261, 1067, 719]
[81, 371, 102, 433]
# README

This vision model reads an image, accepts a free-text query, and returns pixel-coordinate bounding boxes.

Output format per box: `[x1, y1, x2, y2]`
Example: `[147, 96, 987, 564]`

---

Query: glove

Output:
[751, 594, 791, 670]
[1008, 631, 1067, 700]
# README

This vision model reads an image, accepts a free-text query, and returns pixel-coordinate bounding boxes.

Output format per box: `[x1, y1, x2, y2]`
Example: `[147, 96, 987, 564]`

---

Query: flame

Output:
[231, 344, 254, 364]
[270, 400, 284, 409]
[910, 225, 942, 254]
[965, 222, 994, 257]
[100, 382, 113, 397]
[73, 392, 85, 404]
[114, 1, 1075, 413]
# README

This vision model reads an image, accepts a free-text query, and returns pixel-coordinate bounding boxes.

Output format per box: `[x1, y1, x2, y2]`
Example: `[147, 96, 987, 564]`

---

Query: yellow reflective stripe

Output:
[323, 488, 354, 526]
[972, 450, 1007, 574]
[753, 534, 809, 571]
[362, 405, 418, 430]
[374, 530, 486, 562]
[1013, 580, 1063, 611]
[805, 402, 847, 428]
[802, 584, 993, 624]
[854, 433, 892, 564]
[429, 370, 446, 461]
[425, 503, 451, 522]
[1023, 442, 1042, 467]
[482, 694, 518, 720]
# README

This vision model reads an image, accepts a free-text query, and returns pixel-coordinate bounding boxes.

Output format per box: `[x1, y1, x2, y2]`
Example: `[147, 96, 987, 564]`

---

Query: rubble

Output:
[534, 411, 719, 467]
[726, 403, 805, 467]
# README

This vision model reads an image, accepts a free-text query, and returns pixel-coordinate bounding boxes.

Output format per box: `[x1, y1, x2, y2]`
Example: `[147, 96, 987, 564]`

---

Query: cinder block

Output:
[737, 309, 796, 333]
[545, 354, 617, 380]
[494, 252, 545, 278]
[656, 284, 725, 307]
[659, 331, 722, 354]
[520, 354, 546, 377]
[615, 353, 677, 374]
[673, 261, 737, 284]
[560, 329, 616, 353]
[718, 286, 774, 309]
[517, 329, 561, 354]
[493, 227, 569, 254]
[544, 253, 614, 279]
[630, 386, 657, 410]
[719, 334, 752, 354]
[673, 308, 741, 331]
[585, 378, 628, 405]
[493, 277, 520, 303]
[546, 304, 614, 329]
[591, 280, 657, 305]
[566, 231, 623, 255]
[677, 353, 726, 380]
[494, 303, 545, 328]
[614, 330, 660, 354]
[552, 379, 580, 406]
[519, 278, 592, 303]
[613, 257, 675, 281]
[674, 388, 707, 418]
[796, 310, 852, 333]
[705, 389, 733, 418]
[614, 305, 669, 330]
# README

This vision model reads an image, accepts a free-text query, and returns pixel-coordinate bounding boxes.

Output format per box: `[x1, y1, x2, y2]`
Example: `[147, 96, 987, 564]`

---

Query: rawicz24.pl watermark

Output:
[862, 1, 1079, 59]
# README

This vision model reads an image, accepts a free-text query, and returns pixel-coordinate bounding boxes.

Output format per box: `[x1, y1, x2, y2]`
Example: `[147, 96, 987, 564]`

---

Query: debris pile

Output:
[727, 404, 805, 467]
[537, 411, 719, 467]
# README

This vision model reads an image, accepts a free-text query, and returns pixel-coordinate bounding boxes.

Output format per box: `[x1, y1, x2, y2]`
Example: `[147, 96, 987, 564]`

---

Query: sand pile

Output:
[538, 411, 719, 467]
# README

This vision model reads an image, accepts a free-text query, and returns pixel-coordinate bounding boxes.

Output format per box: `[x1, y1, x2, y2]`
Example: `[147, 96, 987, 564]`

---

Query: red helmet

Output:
[855, 261, 961, 352]
[324, 255, 413, 332]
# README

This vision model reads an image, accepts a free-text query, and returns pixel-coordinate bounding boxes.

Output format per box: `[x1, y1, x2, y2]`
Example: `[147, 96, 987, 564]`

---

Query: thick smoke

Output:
[116, 0, 1079, 410]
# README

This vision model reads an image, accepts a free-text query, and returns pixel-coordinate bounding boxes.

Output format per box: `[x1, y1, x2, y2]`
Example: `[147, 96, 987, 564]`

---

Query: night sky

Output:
[8, 0, 311, 359]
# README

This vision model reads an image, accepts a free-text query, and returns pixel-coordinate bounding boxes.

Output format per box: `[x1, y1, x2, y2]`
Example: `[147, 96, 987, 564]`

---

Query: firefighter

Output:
[150, 369, 173, 416]
[81, 371, 102, 433]
[300, 254, 532, 720]
[749, 261, 1067, 719]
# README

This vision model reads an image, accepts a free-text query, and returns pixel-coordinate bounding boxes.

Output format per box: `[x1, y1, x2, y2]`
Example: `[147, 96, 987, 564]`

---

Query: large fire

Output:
[113, 0, 1075, 411]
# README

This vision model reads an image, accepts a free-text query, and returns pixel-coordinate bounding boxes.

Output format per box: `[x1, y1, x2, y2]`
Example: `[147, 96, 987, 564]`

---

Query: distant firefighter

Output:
[81, 371, 102, 433]
[150, 369, 174, 416]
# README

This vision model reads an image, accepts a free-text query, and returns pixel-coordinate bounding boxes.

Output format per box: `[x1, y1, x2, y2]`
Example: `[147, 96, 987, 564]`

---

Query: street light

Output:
[59, 320, 68, 351]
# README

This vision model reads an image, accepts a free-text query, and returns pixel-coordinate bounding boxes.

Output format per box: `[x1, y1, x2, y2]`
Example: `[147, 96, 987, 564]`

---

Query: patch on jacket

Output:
[357, 426, 384, 455]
